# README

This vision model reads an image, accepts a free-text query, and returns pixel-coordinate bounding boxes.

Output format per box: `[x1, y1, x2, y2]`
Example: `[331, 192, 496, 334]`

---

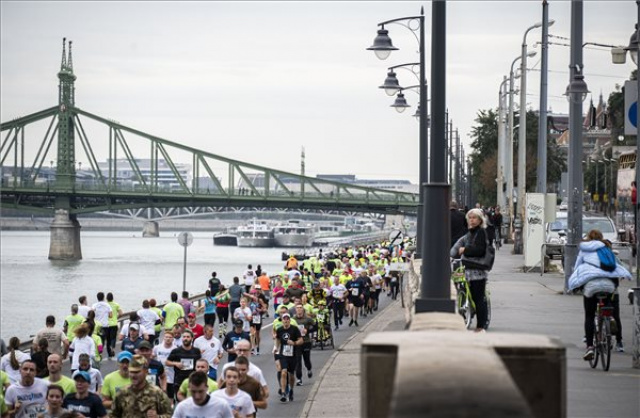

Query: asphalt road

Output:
[65, 291, 397, 417]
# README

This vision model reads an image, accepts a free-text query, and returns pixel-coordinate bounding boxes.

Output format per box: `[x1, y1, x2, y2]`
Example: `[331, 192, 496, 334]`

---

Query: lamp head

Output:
[367, 28, 398, 60]
[526, 50, 537, 58]
[548, 19, 556, 27]
[564, 73, 589, 103]
[390, 92, 410, 113]
[379, 69, 401, 96]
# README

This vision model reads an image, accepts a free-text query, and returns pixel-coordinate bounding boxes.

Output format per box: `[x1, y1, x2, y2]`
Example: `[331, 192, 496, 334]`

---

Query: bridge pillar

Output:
[49, 209, 82, 260]
[142, 221, 159, 237]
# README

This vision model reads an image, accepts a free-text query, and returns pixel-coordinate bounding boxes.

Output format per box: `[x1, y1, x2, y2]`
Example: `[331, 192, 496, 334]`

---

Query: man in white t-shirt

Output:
[243, 265, 256, 293]
[152, 332, 176, 401]
[77, 295, 93, 319]
[212, 367, 255, 418]
[137, 299, 161, 345]
[194, 324, 224, 380]
[92, 292, 113, 334]
[172, 371, 233, 418]
[219, 339, 268, 399]
[5, 359, 49, 418]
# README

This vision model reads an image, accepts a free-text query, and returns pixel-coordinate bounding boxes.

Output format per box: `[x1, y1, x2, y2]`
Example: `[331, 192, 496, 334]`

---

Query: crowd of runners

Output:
[0, 240, 411, 417]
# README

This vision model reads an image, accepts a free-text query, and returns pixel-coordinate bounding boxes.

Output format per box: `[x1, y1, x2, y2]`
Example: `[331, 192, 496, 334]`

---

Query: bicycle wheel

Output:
[601, 319, 612, 371]
[484, 290, 492, 330]
[457, 290, 473, 329]
[589, 318, 600, 369]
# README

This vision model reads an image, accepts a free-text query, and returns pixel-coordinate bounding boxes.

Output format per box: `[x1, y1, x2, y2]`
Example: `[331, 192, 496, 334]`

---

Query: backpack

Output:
[596, 246, 616, 272]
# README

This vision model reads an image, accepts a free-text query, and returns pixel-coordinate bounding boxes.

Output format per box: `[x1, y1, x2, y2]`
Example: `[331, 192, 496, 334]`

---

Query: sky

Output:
[0, 1, 636, 185]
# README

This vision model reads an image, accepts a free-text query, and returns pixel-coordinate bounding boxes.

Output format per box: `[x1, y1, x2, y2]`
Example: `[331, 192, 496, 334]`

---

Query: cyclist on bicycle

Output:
[491, 206, 503, 245]
[567, 229, 632, 360]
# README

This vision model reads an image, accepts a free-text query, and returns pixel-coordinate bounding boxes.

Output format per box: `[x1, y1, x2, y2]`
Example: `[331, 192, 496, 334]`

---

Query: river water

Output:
[0, 230, 296, 342]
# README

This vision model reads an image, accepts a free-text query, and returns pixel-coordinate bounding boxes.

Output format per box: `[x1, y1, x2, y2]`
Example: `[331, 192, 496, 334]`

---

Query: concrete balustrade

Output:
[362, 312, 566, 418]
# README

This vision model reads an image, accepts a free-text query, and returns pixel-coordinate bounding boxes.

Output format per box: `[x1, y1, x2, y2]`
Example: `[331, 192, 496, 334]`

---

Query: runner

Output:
[176, 359, 218, 402]
[172, 371, 233, 418]
[274, 313, 302, 403]
[212, 367, 255, 418]
[292, 304, 314, 387]
[193, 324, 223, 380]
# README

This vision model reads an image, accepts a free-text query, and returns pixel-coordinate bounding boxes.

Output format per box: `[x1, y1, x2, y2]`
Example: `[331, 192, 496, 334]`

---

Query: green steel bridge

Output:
[1, 39, 418, 218]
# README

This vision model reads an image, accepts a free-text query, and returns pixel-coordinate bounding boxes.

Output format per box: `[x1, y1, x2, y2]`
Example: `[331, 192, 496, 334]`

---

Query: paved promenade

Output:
[302, 243, 640, 418]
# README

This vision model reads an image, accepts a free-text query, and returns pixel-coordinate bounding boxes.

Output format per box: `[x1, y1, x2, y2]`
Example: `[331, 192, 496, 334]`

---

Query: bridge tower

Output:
[49, 38, 82, 260]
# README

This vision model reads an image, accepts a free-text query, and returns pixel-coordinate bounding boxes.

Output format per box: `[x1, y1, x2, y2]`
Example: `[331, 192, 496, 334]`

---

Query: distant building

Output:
[95, 158, 191, 191]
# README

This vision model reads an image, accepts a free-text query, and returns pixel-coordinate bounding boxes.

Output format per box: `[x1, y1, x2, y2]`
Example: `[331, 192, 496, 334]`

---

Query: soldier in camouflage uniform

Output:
[109, 354, 171, 418]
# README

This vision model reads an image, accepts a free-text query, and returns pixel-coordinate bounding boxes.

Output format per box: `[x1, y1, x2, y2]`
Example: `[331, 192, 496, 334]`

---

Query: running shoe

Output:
[583, 347, 594, 361]
[335, 326, 339, 331]
[289, 390, 294, 401]
[355, 321, 359, 327]
[616, 341, 624, 352]
[296, 379, 303, 386]
[308, 370, 313, 378]
[280, 395, 287, 403]
[349, 320, 354, 327]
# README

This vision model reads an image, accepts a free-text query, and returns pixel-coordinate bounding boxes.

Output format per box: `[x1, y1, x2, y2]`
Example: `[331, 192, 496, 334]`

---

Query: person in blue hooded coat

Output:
[567, 229, 631, 360]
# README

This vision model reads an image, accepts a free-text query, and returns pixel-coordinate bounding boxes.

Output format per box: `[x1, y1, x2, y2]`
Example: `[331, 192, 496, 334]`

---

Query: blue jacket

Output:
[567, 240, 632, 291]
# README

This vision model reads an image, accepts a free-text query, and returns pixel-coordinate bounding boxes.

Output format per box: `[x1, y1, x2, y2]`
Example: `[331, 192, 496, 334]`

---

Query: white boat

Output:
[236, 220, 275, 247]
[274, 220, 317, 247]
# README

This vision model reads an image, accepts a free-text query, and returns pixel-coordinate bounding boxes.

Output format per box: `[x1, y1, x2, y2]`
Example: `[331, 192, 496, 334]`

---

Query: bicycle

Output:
[494, 229, 502, 250]
[450, 260, 492, 330]
[588, 292, 614, 371]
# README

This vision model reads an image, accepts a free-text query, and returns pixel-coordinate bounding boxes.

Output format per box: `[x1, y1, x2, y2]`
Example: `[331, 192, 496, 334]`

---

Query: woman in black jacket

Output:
[454, 208, 489, 332]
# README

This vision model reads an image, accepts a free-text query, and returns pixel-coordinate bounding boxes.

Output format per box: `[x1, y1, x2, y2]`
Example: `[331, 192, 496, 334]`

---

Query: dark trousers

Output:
[584, 293, 622, 347]
[468, 279, 488, 330]
[229, 302, 240, 318]
[216, 307, 229, 324]
[105, 325, 118, 357]
[333, 301, 344, 325]
[295, 342, 312, 379]
[204, 313, 216, 327]
[390, 281, 399, 299]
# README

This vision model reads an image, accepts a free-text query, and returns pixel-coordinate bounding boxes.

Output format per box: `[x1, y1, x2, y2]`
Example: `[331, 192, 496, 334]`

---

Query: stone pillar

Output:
[142, 221, 159, 237]
[49, 209, 82, 260]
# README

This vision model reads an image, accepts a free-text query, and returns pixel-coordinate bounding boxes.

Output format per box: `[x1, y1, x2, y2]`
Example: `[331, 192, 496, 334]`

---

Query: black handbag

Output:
[461, 231, 495, 271]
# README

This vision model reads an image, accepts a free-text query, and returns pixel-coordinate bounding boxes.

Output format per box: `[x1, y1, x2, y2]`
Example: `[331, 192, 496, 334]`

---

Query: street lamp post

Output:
[564, 1, 589, 289]
[507, 51, 536, 246]
[537, 2, 554, 195]
[611, 0, 640, 370]
[515, 20, 551, 255]
[497, 76, 509, 223]
[369, 4, 453, 313]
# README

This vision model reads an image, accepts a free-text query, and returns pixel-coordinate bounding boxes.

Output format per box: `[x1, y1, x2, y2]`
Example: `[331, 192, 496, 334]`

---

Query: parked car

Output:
[544, 214, 617, 258]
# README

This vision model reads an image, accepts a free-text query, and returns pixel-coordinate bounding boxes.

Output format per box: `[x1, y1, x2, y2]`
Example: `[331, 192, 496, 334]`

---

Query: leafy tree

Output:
[468, 108, 566, 206]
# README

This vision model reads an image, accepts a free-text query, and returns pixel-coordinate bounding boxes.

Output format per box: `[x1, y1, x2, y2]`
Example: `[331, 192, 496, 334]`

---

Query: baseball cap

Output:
[281, 313, 291, 319]
[254, 285, 261, 290]
[138, 341, 153, 350]
[72, 370, 91, 384]
[188, 313, 196, 318]
[117, 351, 133, 363]
[129, 323, 139, 331]
[129, 354, 148, 372]
[233, 319, 244, 327]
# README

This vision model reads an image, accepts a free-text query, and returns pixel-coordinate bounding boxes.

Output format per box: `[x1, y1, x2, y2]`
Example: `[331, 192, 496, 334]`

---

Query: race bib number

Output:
[317, 313, 325, 322]
[351, 288, 359, 296]
[146, 374, 156, 386]
[252, 314, 261, 324]
[181, 358, 194, 370]
[275, 297, 283, 304]
[298, 325, 306, 335]
[282, 344, 294, 357]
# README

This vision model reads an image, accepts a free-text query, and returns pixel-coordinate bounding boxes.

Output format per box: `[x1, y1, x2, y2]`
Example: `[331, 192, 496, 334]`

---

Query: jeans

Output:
[468, 279, 488, 330]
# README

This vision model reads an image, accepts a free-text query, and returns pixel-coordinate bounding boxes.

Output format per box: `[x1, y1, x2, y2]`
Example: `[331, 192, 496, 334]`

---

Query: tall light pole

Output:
[537, 2, 554, 194]
[507, 51, 536, 245]
[564, 0, 589, 288]
[515, 20, 550, 254]
[497, 76, 509, 217]
[611, 0, 640, 369]
[370, 6, 454, 313]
